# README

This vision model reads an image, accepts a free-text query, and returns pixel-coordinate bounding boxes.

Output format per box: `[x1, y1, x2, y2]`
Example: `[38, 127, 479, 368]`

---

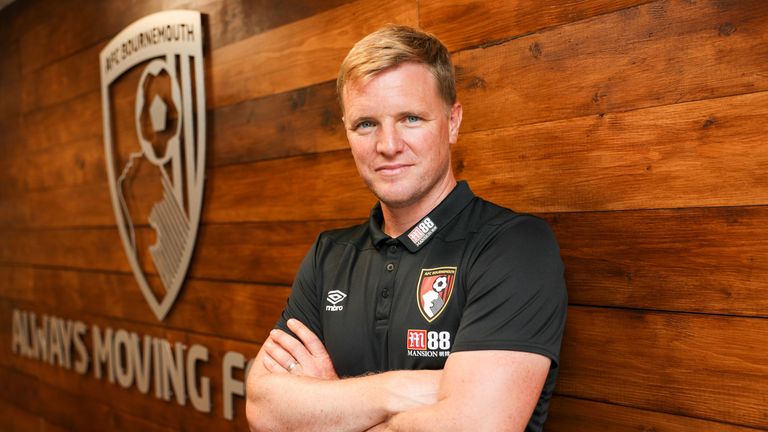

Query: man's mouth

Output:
[375, 163, 412, 176]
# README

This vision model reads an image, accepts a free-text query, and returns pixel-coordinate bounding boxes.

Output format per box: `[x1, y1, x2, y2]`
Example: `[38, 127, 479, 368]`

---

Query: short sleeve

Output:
[452, 215, 567, 366]
[274, 235, 323, 340]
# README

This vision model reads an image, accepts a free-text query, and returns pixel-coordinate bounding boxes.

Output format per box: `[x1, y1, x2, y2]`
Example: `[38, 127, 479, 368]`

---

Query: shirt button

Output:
[386, 263, 395, 272]
[388, 245, 397, 254]
[382, 290, 389, 298]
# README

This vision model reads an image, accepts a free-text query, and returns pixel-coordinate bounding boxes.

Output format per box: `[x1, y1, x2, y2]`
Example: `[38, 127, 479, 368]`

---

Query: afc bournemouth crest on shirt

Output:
[417, 267, 457, 322]
[99, 11, 206, 321]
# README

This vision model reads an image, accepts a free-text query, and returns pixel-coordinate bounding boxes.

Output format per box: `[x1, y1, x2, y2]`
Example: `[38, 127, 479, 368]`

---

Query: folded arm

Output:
[378, 349, 551, 432]
[245, 319, 441, 432]
[246, 319, 550, 432]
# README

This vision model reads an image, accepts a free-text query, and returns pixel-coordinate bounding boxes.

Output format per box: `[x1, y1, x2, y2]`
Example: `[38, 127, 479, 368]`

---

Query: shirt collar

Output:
[368, 181, 475, 252]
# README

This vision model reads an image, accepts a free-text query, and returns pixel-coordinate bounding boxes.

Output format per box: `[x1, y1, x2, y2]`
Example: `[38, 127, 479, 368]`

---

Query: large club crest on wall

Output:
[100, 10, 206, 321]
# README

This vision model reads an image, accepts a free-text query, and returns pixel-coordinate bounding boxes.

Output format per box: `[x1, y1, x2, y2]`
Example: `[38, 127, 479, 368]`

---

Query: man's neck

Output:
[380, 176, 457, 238]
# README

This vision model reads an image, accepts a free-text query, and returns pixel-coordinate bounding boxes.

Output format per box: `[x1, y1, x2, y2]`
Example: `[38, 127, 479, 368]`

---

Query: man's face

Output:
[342, 62, 462, 209]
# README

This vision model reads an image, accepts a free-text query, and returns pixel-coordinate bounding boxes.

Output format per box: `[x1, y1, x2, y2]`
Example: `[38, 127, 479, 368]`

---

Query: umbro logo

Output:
[326, 290, 347, 311]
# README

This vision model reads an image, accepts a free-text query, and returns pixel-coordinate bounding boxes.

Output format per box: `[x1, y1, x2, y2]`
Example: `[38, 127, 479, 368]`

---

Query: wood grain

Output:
[13, 0, 384, 114]
[0, 80, 22, 160]
[3, 204, 768, 318]
[0, 309, 260, 431]
[0, 4, 21, 85]
[210, 0, 418, 108]
[0, 265, 288, 344]
[203, 150, 374, 222]
[5, 88, 768, 228]
[0, 135, 106, 194]
[3, 0, 768, 430]
[15, 0, 158, 74]
[0, 401, 69, 432]
[547, 396, 763, 432]
[454, 91, 768, 212]
[200, 0, 355, 51]
[13, 0, 354, 74]
[211, 80, 346, 165]
[0, 182, 115, 229]
[0, 220, 341, 286]
[454, 0, 768, 133]
[0, 39, 20, 94]
[558, 306, 768, 429]
[0, 366, 177, 432]
[20, 42, 103, 113]
[420, 0, 653, 52]
[549, 206, 768, 317]
[0, 150, 370, 228]
[19, 90, 102, 155]
[3, 78, 342, 189]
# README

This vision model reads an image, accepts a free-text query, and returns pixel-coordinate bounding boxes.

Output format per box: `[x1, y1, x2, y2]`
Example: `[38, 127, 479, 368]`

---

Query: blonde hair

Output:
[337, 25, 456, 112]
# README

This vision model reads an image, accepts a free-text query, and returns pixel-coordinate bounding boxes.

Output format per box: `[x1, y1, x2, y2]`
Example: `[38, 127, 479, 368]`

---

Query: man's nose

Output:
[376, 122, 404, 157]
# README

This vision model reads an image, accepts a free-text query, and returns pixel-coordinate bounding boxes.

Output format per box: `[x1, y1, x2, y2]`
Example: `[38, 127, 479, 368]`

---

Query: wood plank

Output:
[455, 91, 768, 212]
[20, 42, 103, 113]
[4, 299, 768, 429]
[0, 182, 115, 229]
[0, 220, 339, 286]
[548, 206, 768, 317]
[201, 0, 355, 51]
[547, 396, 762, 432]
[16, 0, 141, 74]
[204, 150, 374, 222]
[0, 72, 20, 120]
[4, 204, 768, 318]
[0, 1, 23, 42]
[557, 306, 768, 429]
[0, 32, 20, 84]
[0, 135, 107, 194]
[5, 88, 768, 229]
[0, 118, 21, 161]
[0, 366, 176, 432]
[420, 0, 653, 52]
[15, 1, 768, 129]
[108, 68, 345, 171]
[0, 300, 261, 430]
[211, 80, 346, 165]
[454, 0, 768, 133]
[210, 0, 418, 108]
[1, 78, 342, 191]
[14, 0, 354, 74]
[0, 149, 371, 229]
[0, 265, 287, 344]
[0, 402, 69, 432]
[0, 80, 22, 161]
[13, 1, 392, 114]
[19, 90, 102, 154]
[190, 220, 342, 285]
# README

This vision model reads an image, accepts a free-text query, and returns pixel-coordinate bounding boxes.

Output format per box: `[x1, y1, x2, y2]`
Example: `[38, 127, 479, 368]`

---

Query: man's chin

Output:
[372, 187, 420, 210]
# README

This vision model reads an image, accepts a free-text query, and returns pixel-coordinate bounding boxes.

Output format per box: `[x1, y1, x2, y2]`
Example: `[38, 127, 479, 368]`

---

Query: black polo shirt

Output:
[276, 181, 567, 430]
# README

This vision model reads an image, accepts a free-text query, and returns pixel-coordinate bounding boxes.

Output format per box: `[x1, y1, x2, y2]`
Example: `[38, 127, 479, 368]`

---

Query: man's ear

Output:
[448, 102, 463, 144]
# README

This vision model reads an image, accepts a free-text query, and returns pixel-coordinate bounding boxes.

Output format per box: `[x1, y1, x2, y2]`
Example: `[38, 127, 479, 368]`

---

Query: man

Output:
[246, 25, 567, 432]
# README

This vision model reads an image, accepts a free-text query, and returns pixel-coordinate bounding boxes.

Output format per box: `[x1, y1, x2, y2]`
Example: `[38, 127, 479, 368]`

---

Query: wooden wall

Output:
[1, 0, 767, 430]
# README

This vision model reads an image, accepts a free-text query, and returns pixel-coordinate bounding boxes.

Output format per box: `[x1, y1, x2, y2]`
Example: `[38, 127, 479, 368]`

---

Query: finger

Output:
[262, 351, 287, 374]
[263, 337, 298, 371]
[270, 328, 313, 364]
[287, 319, 328, 357]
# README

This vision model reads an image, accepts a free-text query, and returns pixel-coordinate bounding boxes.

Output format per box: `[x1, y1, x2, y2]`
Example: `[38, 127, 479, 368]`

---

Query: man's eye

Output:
[406, 115, 420, 123]
[357, 120, 374, 129]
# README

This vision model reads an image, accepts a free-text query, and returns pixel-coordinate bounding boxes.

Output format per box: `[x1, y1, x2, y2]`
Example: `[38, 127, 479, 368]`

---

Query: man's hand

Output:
[247, 318, 441, 432]
[262, 318, 339, 380]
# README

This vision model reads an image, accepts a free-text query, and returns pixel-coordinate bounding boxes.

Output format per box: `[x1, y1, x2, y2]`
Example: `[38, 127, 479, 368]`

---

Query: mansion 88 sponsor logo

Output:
[406, 329, 451, 358]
